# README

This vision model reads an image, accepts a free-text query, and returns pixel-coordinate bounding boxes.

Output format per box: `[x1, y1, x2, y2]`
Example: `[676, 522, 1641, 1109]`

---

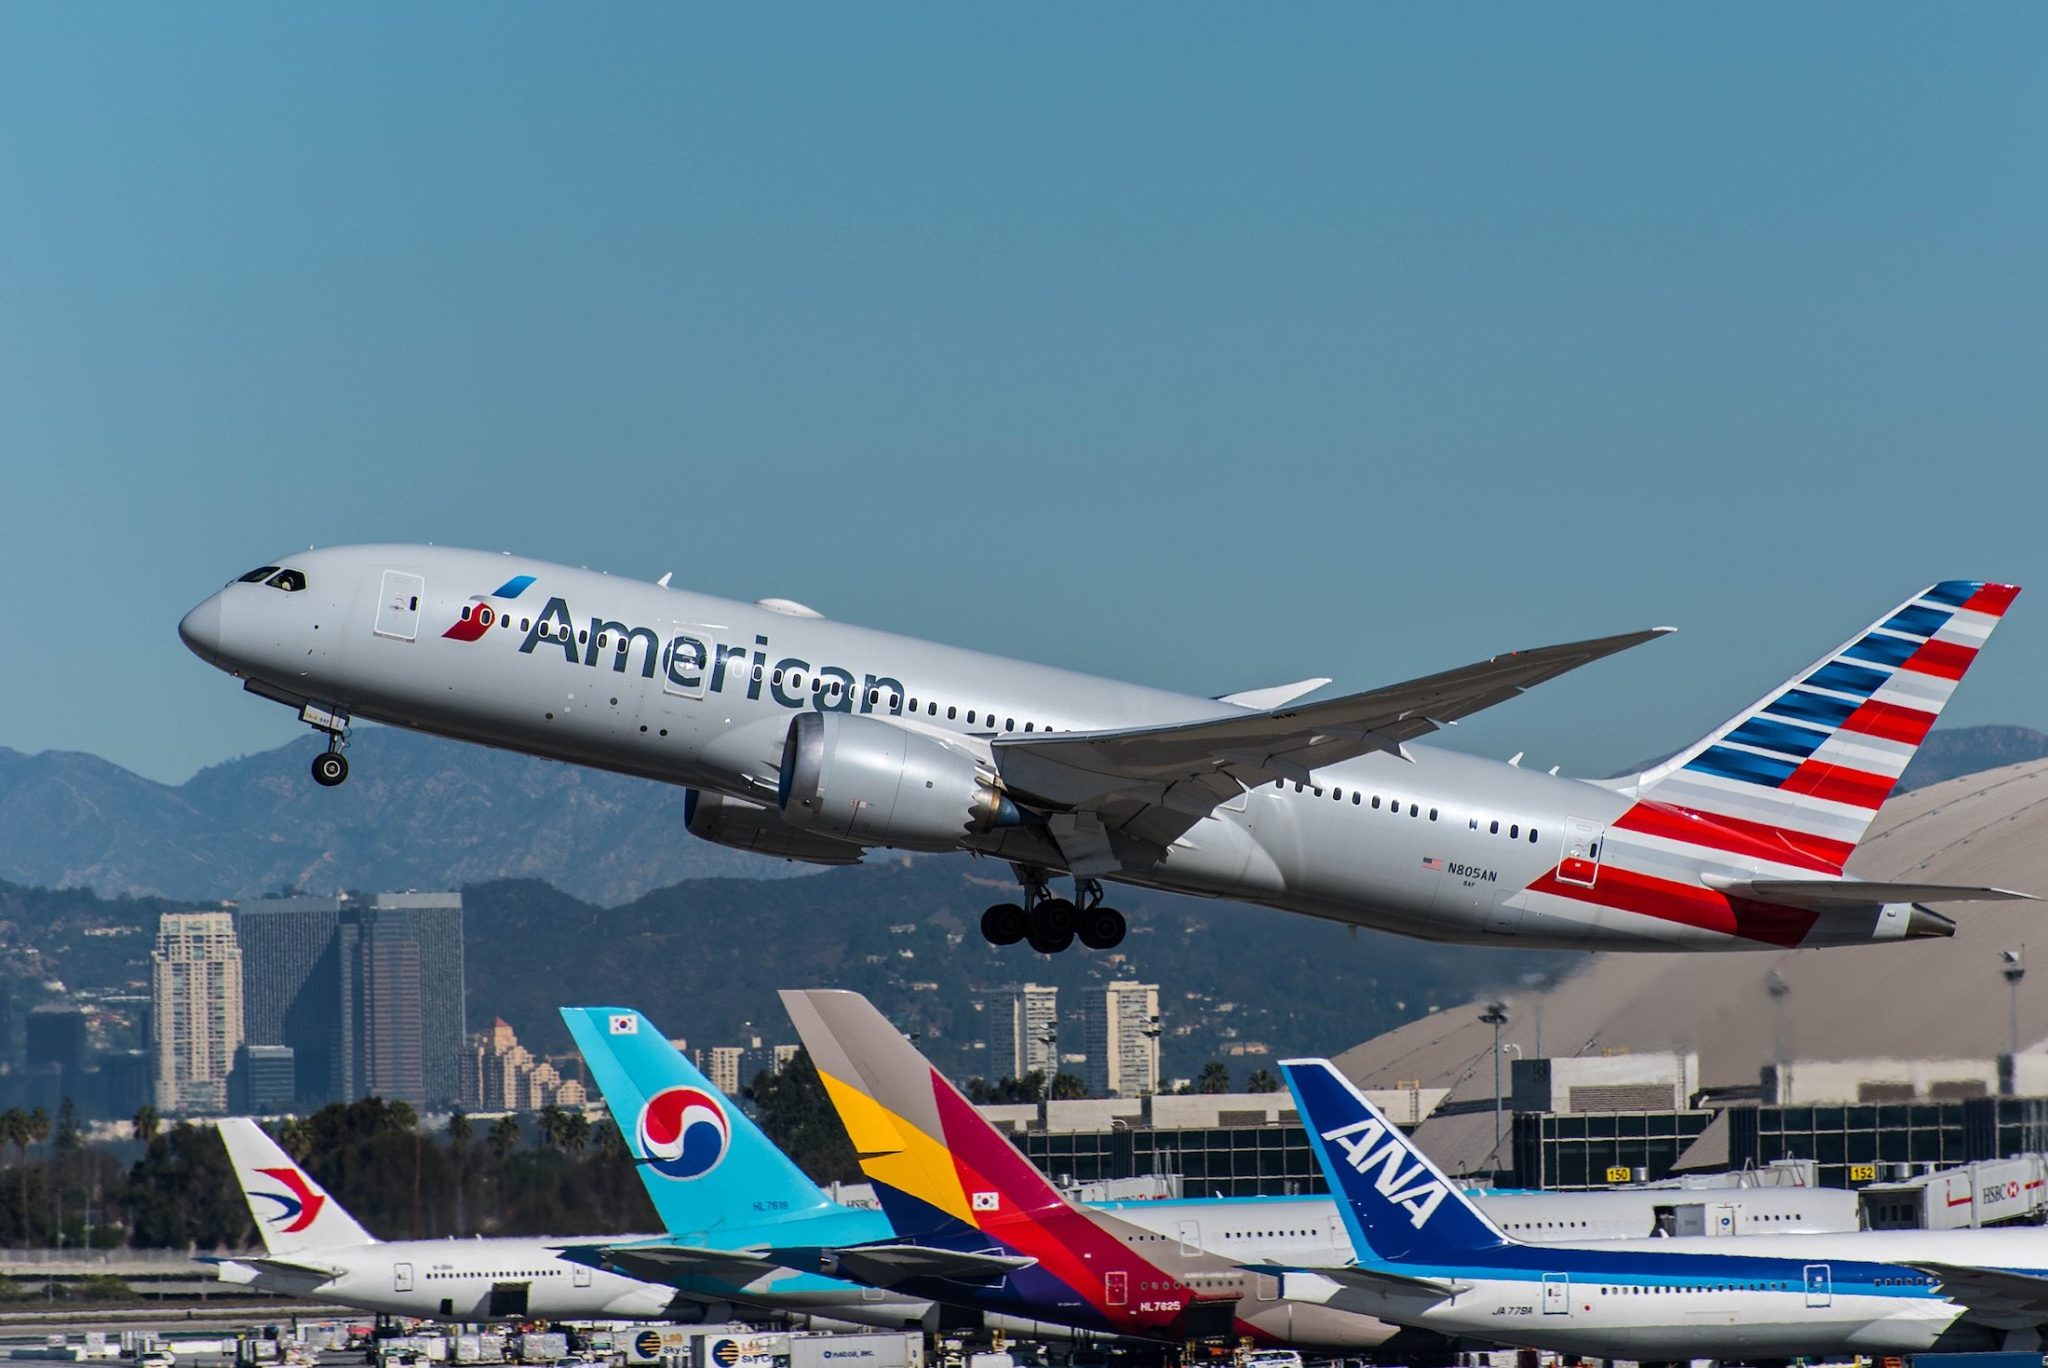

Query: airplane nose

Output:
[178, 594, 223, 662]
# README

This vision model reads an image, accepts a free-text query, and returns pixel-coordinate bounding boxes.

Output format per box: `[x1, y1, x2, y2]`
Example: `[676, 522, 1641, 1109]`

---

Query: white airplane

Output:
[180, 545, 2026, 952]
[1284, 1058, 2048, 1359]
[215, 1116, 718, 1323]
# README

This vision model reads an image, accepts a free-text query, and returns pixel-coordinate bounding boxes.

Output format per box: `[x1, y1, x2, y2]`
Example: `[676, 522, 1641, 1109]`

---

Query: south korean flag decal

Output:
[609, 1013, 640, 1035]
[971, 1191, 1000, 1212]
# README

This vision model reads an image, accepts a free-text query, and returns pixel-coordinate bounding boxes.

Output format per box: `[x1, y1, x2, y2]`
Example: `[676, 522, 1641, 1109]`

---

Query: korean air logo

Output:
[637, 1087, 731, 1181]
[443, 575, 537, 642]
[252, 1166, 326, 1234]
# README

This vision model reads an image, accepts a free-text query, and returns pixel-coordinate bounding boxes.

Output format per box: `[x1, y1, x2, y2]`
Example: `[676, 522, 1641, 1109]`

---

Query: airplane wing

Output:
[581, 1242, 792, 1286]
[994, 627, 1673, 816]
[1907, 1263, 2048, 1324]
[765, 1244, 1035, 1287]
[1705, 877, 2037, 909]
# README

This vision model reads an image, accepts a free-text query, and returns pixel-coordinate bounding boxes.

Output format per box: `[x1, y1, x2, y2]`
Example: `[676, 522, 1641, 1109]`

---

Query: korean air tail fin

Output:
[1281, 1060, 1507, 1264]
[560, 1007, 840, 1238]
[1622, 582, 2020, 873]
[218, 1116, 376, 1253]
[779, 989, 1070, 1243]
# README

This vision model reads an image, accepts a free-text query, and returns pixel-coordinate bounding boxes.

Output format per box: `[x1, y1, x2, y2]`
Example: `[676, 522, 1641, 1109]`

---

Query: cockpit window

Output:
[265, 568, 307, 592]
[236, 566, 280, 584]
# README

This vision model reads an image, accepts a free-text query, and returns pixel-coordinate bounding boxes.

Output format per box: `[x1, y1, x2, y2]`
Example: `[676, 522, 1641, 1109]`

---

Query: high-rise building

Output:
[1083, 982, 1161, 1099]
[151, 911, 245, 1114]
[227, 1044, 298, 1114]
[343, 892, 466, 1108]
[462, 1018, 586, 1112]
[985, 984, 1059, 1082]
[233, 897, 344, 1105]
[25, 1005, 87, 1081]
[706, 1046, 747, 1097]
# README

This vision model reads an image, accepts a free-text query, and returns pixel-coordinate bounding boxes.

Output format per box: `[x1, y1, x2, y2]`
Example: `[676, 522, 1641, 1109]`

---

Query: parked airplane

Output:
[1284, 1058, 2048, 1359]
[771, 989, 1850, 1347]
[213, 1117, 682, 1321]
[180, 546, 2025, 951]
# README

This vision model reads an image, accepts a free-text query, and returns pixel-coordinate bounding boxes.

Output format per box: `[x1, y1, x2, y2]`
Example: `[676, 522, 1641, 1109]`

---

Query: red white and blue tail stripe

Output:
[1624, 581, 2019, 872]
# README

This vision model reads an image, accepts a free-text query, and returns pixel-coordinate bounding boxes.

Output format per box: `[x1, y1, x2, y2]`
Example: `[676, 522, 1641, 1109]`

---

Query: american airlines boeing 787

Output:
[179, 546, 2024, 953]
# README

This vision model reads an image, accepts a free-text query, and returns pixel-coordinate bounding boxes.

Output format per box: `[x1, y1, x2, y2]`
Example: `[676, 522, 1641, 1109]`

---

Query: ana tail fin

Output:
[218, 1117, 376, 1253]
[1281, 1060, 1507, 1264]
[1623, 581, 2020, 871]
[779, 988, 1069, 1243]
[560, 1007, 838, 1238]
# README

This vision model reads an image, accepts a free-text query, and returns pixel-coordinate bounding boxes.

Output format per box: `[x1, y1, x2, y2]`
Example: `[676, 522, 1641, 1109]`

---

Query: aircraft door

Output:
[1557, 817, 1605, 888]
[662, 626, 714, 700]
[1255, 1273, 1280, 1303]
[489, 1282, 531, 1318]
[374, 572, 426, 642]
[1105, 1271, 1127, 1307]
[1803, 1264, 1832, 1308]
[1177, 1220, 1202, 1255]
[572, 1264, 591, 1288]
[1541, 1273, 1569, 1315]
[394, 1262, 414, 1293]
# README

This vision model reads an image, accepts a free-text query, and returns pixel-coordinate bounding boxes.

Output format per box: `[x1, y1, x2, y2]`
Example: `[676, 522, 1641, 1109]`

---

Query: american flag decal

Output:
[1421, 857, 1443, 871]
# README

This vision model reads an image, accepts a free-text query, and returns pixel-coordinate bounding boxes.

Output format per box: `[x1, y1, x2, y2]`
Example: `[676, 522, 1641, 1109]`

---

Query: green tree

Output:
[1048, 1073, 1089, 1100]
[130, 1105, 159, 1145]
[1243, 1068, 1280, 1094]
[1196, 1060, 1231, 1094]
[746, 1048, 860, 1185]
[489, 1115, 521, 1160]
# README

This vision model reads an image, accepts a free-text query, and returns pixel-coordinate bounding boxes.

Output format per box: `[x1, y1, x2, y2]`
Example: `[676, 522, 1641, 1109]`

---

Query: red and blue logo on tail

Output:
[637, 1087, 731, 1181]
[252, 1166, 326, 1234]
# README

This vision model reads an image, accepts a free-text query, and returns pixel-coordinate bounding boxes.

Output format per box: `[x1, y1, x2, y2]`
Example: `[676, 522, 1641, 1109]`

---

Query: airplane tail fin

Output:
[560, 1007, 840, 1237]
[217, 1117, 377, 1253]
[1280, 1060, 1508, 1264]
[1622, 581, 2020, 872]
[779, 989, 1070, 1244]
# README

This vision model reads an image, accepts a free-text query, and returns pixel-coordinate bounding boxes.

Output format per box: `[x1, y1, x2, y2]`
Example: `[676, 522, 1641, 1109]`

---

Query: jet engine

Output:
[778, 712, 1023, 850]
[682, 788, 867, 866]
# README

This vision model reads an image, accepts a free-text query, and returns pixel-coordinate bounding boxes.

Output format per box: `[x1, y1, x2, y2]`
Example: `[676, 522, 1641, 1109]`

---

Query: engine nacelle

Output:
[778, 712, 1022, 851]
[682, 788, 866, 866]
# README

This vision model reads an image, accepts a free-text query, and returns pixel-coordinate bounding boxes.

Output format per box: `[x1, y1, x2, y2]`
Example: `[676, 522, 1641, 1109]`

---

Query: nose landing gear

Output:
[302, 702, 352, 787]
[980, 869, 1125, 953]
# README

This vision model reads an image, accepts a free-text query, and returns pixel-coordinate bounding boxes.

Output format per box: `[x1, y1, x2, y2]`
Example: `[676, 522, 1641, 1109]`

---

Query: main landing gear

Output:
[303, 703, 352, 787]
[981, 870, 1126, 954]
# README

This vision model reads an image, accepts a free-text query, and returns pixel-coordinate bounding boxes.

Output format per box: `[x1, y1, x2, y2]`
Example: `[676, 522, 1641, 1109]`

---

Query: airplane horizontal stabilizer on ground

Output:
[1704, 876, 2036, 907]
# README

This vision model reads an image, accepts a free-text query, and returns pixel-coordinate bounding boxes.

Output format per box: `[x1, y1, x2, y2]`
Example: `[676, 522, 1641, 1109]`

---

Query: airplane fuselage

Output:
[179, 545, 1955, 951]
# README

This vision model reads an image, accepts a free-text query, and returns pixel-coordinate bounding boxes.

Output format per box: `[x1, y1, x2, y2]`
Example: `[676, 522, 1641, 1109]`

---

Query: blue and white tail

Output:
[1282, 1060, 1508, 1264]
[1621, 581, 2020, 872]
[561, 1007, 839, 1238]
[218, 1116, 377, 1253]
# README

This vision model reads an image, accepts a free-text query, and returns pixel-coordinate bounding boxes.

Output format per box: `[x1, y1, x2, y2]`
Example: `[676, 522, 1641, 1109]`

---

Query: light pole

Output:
[2003, 950, 2026, 1090]
[1766, 969, 1791, 1102]
[1479, 1002, 1509, 1170]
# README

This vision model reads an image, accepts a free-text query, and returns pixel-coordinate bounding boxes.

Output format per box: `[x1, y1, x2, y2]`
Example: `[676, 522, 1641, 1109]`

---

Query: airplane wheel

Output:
[1078, 907, 1126, 950]
[1027, 926, 1075, 955]
[312, 752, 349, 787]
[1034, 897, 1078, 935]
[981, 903, 1027, 946]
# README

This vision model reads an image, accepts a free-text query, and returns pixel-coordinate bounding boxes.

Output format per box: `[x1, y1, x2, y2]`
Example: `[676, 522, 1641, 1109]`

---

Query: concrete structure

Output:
[706, 1045, 746, 1096]
[24, 1004, 87, 1081]
[227, 1043, 297, 1113]
[1762, 1056, 1996, 1104]
[151, 910, 244, 1114]
[1512, 1051, 1700, 1114]
[1083, 981, 1160, 1098]
[463, 1018, 587, 1112]
[232, 896, 345, 1105]
[984, 983, 1059, 1082]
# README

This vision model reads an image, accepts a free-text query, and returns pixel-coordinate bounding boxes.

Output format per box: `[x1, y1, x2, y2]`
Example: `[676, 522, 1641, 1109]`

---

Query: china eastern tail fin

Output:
[1623, 581, 2020, 872]
[218, 1117, 376, 1253]
[1281, 1060, 1508, 1264]
[560, 1007, 840, 1238]
[779, 988, 1070, 1244]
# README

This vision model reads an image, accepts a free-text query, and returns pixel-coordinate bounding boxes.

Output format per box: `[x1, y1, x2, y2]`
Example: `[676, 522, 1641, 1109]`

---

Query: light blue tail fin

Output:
[562, 1006, 838, 1238]
[1282, 1059, 1510, 1263]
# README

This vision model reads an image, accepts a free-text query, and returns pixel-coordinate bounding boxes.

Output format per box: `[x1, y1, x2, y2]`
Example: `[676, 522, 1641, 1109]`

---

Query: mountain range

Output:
[1, 723, 2038, 907]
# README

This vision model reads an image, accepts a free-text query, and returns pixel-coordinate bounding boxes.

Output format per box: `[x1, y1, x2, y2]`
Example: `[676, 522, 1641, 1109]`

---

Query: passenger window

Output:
[773, 670, 784, 685]
[1371, 796, 1380, 809]
[521, 618, 529, 631]
[1024, 722, 1034, 732]
[890, 694, 900, 709]
[1331, 787, 1341, 801]
[869, 689, 880, 705]
[579, 630, 588, 644]
[967, 711, 976, 724]
[1351, 792, 1360, 805]
[928, 702, 937, 716]
[596, 634, 608, 649]
[1429, 808, 1438, 821]
[1530, 828, 1539, 842]
[752, 664, 762, 681]
[1005, 718, 1015, 732]
[908, 698, 918, 712]
[1409, 803, 1419, 817]
[1510, 824, 1519, 839]
[948, 706, 957, 720]
[1313, 787, 1322, 797]
[1490, 820, 1499, 835]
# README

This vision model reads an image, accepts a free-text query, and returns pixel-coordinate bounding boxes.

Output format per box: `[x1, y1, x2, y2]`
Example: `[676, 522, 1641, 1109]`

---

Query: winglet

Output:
[1216, 679, 1332, 711]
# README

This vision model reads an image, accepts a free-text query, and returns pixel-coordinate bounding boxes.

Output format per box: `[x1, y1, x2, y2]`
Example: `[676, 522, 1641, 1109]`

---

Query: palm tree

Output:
[559, 1111, 590, 1156]
[131, 1105, 161, 1145]
[537, 1104, 568, 1151]
[1243, 1068, 1280, 1094]
[488, 1115, 521, 1160]
[448, 1112, 472, 1237]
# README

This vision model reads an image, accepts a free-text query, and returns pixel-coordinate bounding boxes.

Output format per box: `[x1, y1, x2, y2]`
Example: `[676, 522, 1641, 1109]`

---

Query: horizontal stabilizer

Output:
[1215, 679, 1331, 710]
[1704, 876, 2036, 908]
[768, 1243, 1035, 1287]
[577, 1242, 786, 1286]
[211, 1254, 345, 1282]
[1321, 1264, 1467, 1299]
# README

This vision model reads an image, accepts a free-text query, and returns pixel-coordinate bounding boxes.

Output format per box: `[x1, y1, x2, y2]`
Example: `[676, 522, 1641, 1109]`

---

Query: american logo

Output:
[638, 1086, 731, 1181]
[252, 1166, 326, 1233]
[443, 575, 538, 642]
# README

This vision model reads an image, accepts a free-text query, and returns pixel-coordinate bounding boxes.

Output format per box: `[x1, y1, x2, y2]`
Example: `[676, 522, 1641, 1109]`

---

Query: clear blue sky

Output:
[2, 6, 2043, 785]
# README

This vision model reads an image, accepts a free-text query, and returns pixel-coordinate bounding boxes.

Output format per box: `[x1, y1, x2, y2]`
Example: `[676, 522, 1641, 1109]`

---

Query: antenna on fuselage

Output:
[657, 572, 673, 588]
